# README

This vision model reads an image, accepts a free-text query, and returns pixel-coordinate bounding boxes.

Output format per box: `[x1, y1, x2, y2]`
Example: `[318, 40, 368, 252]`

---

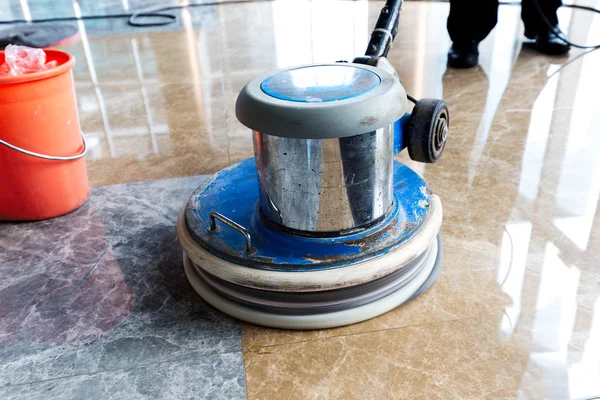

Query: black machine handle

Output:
[365, 0, 403, 58]
[352, 0, 450, 165]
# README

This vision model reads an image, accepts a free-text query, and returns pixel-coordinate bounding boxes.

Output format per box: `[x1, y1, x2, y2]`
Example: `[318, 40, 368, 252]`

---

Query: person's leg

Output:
[522, 0, 561, 34]
[521, 0, 570, 55]
[448, 0, 500, 44]
[447, 0, 500, 68]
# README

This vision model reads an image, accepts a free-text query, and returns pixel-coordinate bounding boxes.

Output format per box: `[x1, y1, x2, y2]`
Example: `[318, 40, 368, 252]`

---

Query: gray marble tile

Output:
[0, 176, 245, 395]
[0, 352, 245, 400]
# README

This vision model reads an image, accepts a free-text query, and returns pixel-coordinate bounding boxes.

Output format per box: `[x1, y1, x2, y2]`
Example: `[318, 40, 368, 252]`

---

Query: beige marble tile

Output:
[75, 80, 232, 186]
[244, 318, 538, 400]
[245, 295, 599, 399]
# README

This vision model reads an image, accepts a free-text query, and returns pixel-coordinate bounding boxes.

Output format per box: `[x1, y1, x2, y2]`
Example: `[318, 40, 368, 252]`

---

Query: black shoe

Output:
[525, 26, 570, 55]
[447, 42, 479, 69]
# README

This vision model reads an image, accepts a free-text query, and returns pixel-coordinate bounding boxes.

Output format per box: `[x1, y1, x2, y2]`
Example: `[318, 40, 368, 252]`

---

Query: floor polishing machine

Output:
[177, 0, 449, 329]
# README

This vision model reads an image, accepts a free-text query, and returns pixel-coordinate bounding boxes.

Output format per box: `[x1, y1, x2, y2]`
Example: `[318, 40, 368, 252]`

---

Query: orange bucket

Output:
[0, 49, 89, 221]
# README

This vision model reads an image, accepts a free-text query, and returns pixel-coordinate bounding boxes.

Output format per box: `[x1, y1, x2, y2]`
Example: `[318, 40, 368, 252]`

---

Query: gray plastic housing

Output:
[235, 63, 407, 139]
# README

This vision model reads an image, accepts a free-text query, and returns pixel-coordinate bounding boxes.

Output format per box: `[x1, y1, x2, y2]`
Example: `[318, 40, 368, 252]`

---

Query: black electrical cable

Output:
[499, 0, 600, 49]
[0, 0, 276, 27]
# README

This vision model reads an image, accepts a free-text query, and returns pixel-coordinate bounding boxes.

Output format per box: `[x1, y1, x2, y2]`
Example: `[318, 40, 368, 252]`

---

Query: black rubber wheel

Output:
[406, 98, 449, 163]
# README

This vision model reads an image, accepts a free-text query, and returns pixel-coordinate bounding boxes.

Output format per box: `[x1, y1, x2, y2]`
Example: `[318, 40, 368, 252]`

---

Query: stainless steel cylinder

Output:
[253, 125, 394, 233]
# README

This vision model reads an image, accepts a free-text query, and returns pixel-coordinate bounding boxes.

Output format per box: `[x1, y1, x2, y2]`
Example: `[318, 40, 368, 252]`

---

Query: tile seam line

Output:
[242, 315, 477, 351]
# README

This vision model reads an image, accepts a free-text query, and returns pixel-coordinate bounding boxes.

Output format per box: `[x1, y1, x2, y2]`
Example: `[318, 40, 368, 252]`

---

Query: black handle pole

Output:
[364, 0, 402, 58]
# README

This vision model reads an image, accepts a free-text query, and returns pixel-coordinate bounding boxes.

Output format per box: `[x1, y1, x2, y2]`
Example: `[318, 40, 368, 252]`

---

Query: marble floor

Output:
[1, 0, 600, 399]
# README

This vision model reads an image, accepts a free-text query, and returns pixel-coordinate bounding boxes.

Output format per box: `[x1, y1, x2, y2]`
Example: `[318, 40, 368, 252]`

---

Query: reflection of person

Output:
[447, 0, 570, 68]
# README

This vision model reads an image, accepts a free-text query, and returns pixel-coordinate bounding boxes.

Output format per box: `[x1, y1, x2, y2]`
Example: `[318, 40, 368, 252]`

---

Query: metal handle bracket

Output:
[208, 212, 255, 254]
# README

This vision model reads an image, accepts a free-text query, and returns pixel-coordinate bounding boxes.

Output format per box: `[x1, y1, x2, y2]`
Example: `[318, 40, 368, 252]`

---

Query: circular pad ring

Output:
[182, 235, 441, 330]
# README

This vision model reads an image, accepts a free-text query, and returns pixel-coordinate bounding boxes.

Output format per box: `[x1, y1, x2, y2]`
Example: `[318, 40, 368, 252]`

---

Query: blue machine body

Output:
[394, 113, 410, 154]
[185, 153, 430, 272]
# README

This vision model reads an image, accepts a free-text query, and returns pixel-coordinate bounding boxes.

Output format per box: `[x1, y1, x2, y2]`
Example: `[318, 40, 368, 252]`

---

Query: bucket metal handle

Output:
[0, 133, 88, 161]
[208, 211, 255, 254]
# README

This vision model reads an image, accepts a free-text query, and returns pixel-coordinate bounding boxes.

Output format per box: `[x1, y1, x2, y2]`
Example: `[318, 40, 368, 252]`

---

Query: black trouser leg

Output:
[522, 0, 563, 33]
[447, 0, 500, 44]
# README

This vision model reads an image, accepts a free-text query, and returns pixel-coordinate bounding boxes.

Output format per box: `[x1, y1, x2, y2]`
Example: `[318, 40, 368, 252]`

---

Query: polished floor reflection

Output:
[60, 0, 379, 186]
[2, 0, 600, 399]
